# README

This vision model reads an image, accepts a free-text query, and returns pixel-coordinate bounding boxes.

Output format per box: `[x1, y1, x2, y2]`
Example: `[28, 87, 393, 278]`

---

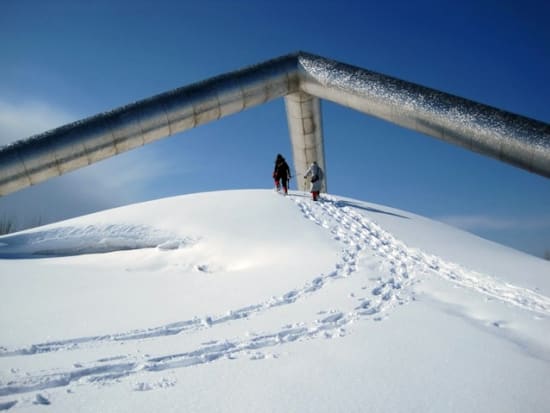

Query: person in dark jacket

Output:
[273, 154, 291, 194]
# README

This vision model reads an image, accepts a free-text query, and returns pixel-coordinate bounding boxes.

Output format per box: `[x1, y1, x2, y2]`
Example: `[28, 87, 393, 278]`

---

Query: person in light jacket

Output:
[304, 161, 323, 201]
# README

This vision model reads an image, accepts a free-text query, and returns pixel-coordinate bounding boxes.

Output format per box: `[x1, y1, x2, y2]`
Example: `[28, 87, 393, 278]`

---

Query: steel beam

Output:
[297, 53, 550, 178]
[0, 52, 549, 197]
[0, 54, 300, 196]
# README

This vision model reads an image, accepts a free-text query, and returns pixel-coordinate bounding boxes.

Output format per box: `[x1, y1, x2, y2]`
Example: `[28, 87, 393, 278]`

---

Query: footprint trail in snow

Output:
[299, 195, 550, 315]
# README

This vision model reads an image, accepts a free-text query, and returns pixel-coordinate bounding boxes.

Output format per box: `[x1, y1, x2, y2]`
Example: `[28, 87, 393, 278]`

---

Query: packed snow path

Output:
[1, 192, 549, 409]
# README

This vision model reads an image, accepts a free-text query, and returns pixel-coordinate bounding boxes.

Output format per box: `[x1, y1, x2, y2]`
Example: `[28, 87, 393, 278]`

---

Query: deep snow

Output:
[0, 189, 549, 412]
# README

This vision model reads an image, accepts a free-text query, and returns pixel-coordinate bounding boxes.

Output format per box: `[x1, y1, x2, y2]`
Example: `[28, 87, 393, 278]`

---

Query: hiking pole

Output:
[287, 177, 290, 194]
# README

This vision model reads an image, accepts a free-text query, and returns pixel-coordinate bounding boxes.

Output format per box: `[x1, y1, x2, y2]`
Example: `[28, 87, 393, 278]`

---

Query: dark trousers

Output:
[274, 176, 288, 193]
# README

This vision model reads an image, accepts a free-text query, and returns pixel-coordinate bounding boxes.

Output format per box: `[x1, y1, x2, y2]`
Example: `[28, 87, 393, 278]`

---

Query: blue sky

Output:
[1, 0, 549, 257]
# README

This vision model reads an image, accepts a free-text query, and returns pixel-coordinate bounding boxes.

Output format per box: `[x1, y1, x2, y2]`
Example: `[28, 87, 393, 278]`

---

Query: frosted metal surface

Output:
[0, 52, 548, 196]
[0, 55, 299, 196]
[297, 53, 550, 177]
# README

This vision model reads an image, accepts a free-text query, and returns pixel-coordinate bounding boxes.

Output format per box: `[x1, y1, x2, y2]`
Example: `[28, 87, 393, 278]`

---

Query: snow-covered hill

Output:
[1, 189, 549, 412]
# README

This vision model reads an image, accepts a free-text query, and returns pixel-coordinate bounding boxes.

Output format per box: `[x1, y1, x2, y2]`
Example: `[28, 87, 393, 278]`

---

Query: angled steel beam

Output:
[1, 52, 549, 197]
[297, 53, 550, 177]
[0, 54, 301, 196]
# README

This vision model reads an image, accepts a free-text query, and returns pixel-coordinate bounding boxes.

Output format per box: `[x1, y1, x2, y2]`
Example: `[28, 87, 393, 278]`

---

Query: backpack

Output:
[274, 160, 289, 179]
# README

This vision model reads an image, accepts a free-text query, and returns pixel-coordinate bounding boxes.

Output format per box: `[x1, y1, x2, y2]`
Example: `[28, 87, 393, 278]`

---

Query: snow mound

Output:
[0, 189, 549, 412]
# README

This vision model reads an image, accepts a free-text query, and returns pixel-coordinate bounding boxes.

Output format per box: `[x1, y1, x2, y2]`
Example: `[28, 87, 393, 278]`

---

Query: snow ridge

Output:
[0, 224, 193, 257]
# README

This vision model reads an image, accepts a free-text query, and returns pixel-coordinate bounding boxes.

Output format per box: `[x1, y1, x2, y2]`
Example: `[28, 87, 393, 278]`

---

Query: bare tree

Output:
[0, 216, 16, 235]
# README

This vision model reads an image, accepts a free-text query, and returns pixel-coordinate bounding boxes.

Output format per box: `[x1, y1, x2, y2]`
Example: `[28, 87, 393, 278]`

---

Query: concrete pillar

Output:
[284, 92, 327, 192]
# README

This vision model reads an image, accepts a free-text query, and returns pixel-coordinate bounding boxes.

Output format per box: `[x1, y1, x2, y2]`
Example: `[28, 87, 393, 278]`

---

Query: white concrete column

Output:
[284, 92, 327, 192]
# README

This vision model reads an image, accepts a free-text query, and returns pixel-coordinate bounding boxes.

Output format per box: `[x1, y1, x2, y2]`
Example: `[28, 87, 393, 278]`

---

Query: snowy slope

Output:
[0, 189, 549, 412]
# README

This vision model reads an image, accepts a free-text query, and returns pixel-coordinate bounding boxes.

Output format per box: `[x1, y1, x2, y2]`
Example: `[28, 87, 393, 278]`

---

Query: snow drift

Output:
[0, 189, 549, 412]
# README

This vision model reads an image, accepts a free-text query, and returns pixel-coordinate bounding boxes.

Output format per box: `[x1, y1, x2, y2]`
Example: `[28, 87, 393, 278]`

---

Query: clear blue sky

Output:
[1, 0, 549, 257]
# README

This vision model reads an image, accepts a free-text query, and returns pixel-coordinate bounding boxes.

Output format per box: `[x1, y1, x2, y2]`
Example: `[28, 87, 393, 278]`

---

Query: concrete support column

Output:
[284, 92, 327, 192]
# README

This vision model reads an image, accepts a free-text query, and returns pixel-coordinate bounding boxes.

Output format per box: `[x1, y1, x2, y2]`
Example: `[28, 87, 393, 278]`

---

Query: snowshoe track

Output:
[299, 195, 550, 315]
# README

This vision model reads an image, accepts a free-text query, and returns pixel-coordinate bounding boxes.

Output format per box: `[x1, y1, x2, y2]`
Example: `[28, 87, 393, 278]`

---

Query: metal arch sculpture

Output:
[1, 51, 549, 197]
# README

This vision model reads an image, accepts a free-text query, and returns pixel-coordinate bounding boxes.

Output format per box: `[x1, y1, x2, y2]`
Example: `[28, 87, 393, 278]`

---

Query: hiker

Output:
[272, 154, 291, 194]
[304, 161, 323, 201]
